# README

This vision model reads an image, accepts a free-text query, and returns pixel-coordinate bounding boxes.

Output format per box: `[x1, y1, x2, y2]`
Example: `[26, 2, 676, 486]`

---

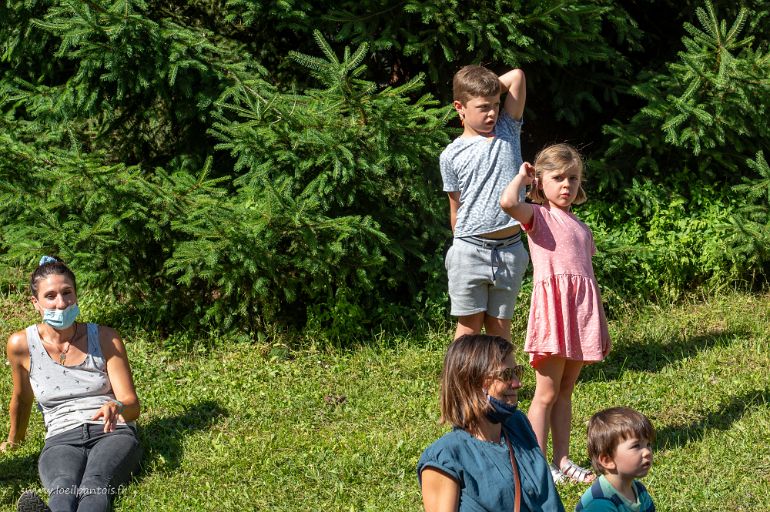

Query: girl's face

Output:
[539, 165, 581, 211]
[32, 274, 77, 315]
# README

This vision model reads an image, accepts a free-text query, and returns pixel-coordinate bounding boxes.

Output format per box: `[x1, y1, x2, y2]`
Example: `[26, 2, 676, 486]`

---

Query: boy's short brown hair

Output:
[453, 65, 500, 104]
[587, 407, 655, 474]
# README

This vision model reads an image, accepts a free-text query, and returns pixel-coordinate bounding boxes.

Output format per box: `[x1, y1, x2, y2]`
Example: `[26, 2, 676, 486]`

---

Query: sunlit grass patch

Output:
[1, 292, 768, 510]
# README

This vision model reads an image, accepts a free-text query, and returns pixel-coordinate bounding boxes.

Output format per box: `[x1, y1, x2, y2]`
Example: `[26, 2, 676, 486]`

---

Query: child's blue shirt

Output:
[575, 475, 655, 512]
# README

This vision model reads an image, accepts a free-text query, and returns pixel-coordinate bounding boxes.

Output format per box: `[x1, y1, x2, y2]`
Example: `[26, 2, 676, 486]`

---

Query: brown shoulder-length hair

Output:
[439, 334, 513, 434]
[527, 143, 587, 206]
[452, 65, 500, 105]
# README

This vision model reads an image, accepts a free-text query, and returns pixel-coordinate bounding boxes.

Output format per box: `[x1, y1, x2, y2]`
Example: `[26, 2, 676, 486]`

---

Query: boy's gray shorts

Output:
[445, 235, 529, 319]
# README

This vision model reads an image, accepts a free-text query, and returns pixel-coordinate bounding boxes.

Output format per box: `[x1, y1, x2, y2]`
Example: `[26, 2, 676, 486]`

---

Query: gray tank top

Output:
[27, 323, 130, 439]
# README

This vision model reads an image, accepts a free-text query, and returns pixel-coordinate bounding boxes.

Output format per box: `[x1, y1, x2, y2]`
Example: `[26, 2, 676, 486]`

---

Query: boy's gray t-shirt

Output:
[440, 111, 524, 238]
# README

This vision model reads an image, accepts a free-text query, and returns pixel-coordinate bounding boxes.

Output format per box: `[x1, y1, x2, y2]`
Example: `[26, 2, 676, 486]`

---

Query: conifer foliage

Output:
[0, 3, 448, 337]
[589, 0, 770, 301]
[224, 0, 643, 126]
[601, 1, 770, 184]
[1, 0, 768, 338]
[177, 32, 449, 335]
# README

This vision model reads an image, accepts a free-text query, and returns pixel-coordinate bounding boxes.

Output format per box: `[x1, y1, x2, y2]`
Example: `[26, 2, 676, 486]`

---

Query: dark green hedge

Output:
[0, 1, 767, 340]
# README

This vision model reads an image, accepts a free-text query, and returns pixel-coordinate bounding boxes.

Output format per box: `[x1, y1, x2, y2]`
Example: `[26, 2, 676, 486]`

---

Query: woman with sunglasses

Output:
[417, 334, 564, 512]
[2, 256, 141, 512]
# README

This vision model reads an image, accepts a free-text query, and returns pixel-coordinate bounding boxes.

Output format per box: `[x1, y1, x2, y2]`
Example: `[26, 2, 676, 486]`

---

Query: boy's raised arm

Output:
[498, 69, 526, 121]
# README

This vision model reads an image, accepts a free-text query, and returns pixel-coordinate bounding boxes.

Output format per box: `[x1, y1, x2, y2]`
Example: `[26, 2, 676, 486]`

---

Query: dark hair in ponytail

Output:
[30, 256, 77, 298]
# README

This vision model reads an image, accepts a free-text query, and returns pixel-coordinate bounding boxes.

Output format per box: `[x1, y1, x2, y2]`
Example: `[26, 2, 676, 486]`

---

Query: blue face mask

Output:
[42, 303, 80, 330]
[486, 394, 518, 424]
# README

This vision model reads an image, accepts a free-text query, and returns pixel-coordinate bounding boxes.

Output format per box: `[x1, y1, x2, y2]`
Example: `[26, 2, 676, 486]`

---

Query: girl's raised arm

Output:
[500, 162, 535, 226]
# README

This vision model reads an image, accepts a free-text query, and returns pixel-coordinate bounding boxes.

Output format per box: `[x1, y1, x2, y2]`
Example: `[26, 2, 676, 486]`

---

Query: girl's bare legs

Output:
[550, 360, 585, 468]
[527, 357, 566, 455]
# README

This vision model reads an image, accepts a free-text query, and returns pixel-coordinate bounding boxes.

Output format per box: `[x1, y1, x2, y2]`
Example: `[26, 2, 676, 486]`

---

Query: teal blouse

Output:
[417, 410, 565, 512]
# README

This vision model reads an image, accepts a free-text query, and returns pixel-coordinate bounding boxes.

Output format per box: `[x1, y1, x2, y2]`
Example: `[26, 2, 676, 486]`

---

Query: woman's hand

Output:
[0, 440, 18, 452]
[91, 401, 123, 433]
[100, 327, 140, 423]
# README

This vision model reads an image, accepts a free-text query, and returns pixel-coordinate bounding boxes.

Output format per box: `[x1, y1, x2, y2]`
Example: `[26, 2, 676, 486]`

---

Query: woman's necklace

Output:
[41, 322, 78, 364]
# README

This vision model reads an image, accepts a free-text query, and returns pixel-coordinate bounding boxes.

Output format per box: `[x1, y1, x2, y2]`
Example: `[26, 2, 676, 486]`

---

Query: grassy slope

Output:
[1, 292, 769, 511]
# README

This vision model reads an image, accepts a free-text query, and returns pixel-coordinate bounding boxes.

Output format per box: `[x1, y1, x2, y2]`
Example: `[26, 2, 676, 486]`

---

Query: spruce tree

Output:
[588, 0, 770, 301]
[2, 0, 768, 337]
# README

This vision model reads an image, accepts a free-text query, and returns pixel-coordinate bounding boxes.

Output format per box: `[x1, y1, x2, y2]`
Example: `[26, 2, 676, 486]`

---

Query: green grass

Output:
[1, 291, 769, 511]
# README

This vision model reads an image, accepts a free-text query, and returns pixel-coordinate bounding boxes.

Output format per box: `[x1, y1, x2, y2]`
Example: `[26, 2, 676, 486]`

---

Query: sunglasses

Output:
[492, 365, 525, 382]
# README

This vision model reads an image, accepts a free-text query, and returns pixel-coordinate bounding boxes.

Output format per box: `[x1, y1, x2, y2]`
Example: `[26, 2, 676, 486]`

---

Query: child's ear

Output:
[453, 100, 465, 117]
[598, 453, 616, 472]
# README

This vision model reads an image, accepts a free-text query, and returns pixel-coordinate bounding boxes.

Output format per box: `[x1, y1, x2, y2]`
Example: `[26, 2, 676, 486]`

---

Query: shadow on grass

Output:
[655, 387, 770, 450]
[134, 399, 228, 479]
[0, 451, 43, 507]
[580, 328, 748, 382]
[0, 401, 227, 507]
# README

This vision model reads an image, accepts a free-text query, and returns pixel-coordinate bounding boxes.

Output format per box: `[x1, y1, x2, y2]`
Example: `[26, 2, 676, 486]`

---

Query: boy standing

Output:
[576, 407, 656, 512]
[441, 65, 528, 341]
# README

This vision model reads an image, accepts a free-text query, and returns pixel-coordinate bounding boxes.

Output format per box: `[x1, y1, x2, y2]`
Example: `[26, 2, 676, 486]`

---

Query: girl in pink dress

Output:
[500, 143, 611, 485]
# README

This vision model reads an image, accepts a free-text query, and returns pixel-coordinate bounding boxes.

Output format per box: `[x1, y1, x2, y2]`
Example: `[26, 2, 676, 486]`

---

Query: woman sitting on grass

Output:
[417, 334, 564, 512]
[2, 256, 141, 512]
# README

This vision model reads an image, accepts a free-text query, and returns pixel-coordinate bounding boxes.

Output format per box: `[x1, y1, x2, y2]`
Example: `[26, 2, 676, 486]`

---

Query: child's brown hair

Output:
[527, 143, 587, 206]
[587, 407, 656, 475]
[452, 65, 500, 104]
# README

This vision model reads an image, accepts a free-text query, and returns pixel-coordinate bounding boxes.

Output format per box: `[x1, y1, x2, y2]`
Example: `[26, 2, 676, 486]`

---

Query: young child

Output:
[575, 407, 656, 511]
[500, 143, 611, 483]
[441, 65, 529, 342]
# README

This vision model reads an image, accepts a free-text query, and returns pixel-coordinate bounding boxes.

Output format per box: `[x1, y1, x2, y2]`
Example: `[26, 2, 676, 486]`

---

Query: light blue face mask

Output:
[42, 303, 80, 330]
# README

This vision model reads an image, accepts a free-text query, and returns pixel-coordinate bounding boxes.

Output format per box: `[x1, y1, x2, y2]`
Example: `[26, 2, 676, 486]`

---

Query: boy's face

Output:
[607, 436, 653, 479]
[454, 95, 500, 136]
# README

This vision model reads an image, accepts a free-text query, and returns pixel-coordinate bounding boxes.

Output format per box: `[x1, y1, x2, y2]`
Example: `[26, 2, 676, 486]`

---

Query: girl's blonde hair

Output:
[527, 143, 587, 206]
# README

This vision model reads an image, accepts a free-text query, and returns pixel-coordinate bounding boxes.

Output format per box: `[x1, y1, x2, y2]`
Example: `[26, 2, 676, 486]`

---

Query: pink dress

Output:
[523, 204, 610, 366]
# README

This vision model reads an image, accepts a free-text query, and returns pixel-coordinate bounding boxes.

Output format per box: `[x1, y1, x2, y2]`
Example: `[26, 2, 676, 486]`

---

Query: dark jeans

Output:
[38, 424, 141, 512]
